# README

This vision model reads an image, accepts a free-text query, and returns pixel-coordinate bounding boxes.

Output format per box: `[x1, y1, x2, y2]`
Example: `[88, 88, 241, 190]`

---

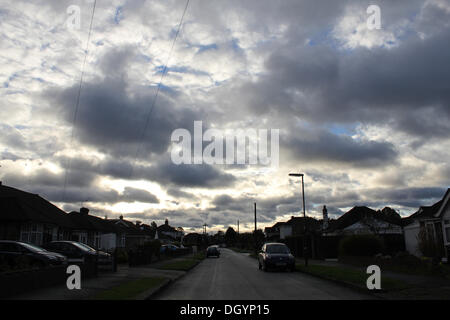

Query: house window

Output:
[20, 224, 30, 242]
[20, 223, 43, 245]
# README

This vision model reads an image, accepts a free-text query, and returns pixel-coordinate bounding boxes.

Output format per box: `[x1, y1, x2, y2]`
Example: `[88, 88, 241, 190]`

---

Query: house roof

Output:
[108, 219, 148, 236]
[403, 188, 450, 225]
[0, 184, 74, 228]
[265, 222, 284, 233]
[157, 223, 177, 233]
[283, 216, 321, 228]
[326, 206, 402, 232]
[68, 211, 118, 233]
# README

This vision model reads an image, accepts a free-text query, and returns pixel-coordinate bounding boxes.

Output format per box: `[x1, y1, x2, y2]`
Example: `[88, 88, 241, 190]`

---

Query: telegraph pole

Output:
[254, 202, 257, 254]
[254, 202, 257, 231]
[289, 173, 308, 267]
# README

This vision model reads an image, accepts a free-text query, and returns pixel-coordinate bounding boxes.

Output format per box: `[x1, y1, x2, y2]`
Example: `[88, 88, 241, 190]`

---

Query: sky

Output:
[0, 0, 449, 233]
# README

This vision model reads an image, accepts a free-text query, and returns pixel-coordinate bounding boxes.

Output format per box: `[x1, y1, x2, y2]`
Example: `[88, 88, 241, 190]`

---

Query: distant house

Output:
[183, 232, 203, 246]
[157, 219, 184, 242]
[403, 189, 450, 259]
[67, 208, 119, 251]
[279, 216, 321, 240]
[264, 222, 284, 241]
[323, 206, 403, 236]
[108, 216, 152, 249]
[0, 183, 74, 245]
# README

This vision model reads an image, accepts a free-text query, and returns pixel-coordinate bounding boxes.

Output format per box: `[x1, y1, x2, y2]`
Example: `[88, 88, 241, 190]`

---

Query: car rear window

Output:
[266, 245, 290, 254]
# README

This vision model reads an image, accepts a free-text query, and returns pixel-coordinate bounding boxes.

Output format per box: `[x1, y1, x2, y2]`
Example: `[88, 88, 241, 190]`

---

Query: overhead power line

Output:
[129, 0, 190, 179]
[63, 0, 97, 202]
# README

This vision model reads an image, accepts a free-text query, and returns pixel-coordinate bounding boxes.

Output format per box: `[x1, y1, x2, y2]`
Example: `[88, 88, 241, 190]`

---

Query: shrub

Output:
[339, 235, 384, 257]
[115, 248, 128, 264]
[131, 240, 162, 266]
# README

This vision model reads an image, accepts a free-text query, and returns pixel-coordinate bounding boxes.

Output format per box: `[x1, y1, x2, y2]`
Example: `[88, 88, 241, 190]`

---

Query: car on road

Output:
[43, 241, 111, 266]
[206, 245, 220, 258]
[258, 243, 295, 272]
[0, 240, 68, 269]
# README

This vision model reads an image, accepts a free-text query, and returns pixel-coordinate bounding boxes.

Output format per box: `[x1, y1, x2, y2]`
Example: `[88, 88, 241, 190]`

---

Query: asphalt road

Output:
[155, 248, 374, 300]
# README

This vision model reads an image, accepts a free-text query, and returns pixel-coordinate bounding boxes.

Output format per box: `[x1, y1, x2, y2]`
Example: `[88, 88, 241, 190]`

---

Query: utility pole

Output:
[254, 202, 257, 254]
[237, 220, 239, 234]
[289, 173, 308, 267]
[254, 202, 257, 231]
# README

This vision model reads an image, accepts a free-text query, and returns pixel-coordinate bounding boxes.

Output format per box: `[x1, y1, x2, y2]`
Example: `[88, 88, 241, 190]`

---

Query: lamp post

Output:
[289, 173, 308, 267]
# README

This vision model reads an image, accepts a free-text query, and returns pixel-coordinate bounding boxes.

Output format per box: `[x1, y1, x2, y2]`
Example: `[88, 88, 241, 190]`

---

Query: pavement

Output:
[8, 257, 188, 300]
[154, 248, 374, 300]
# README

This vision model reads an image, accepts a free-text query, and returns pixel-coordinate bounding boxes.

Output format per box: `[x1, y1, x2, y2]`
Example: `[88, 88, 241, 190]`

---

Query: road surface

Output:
[155, 248, 374, 300]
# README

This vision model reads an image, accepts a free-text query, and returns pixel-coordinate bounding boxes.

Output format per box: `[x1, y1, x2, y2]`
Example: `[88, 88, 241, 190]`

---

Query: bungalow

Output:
[403, 188, 450, 260]
[323, 206, 403, 236]
[183, 232, 203, 246]
[0, 183, 74, 245]
[279, 216, 321, 240]
[264, 222, 284, 241]
[157, 219, 184, 242]
[108, 216, 153, 249]
[67, 207, 120, 251]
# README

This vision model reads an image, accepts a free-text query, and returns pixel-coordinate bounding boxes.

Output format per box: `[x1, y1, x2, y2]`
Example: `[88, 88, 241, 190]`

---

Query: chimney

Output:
[119, 215, 123, 220]
[165, 218, 168, 226]
[322, 205, 329, 230]
[80, 207, 89, 215]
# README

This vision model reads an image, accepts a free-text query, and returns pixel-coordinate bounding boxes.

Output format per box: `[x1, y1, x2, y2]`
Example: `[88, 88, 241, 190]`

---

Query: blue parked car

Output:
[160, 244, 179, 253]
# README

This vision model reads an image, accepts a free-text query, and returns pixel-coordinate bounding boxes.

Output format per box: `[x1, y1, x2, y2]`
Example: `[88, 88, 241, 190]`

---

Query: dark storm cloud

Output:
[43, 46, 200, 160]
[283, 129, 398, 167]
[166, 187, 198, 200]
[249, 24, 450, 139]
[35, 185, 159, 205]
[139, 160, 236, 189]
[54, 154, 237, 189]
[210, 193, 300, 221]
[121, 187, 159, 203]
[363, 186, 447, 208]
[3, 167, 95, 189]
[2, 168, 159, 204]
[45, 77, 198, 159]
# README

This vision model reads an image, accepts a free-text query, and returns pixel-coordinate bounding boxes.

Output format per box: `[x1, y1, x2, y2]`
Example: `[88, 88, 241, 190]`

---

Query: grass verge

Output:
[296, 264, 409, 291]
[192, 251, 206, 261]
[92, 277, 167, 300]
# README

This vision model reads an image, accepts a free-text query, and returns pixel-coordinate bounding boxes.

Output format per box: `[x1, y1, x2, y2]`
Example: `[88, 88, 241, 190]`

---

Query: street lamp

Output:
[289, 172, 308, 267]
